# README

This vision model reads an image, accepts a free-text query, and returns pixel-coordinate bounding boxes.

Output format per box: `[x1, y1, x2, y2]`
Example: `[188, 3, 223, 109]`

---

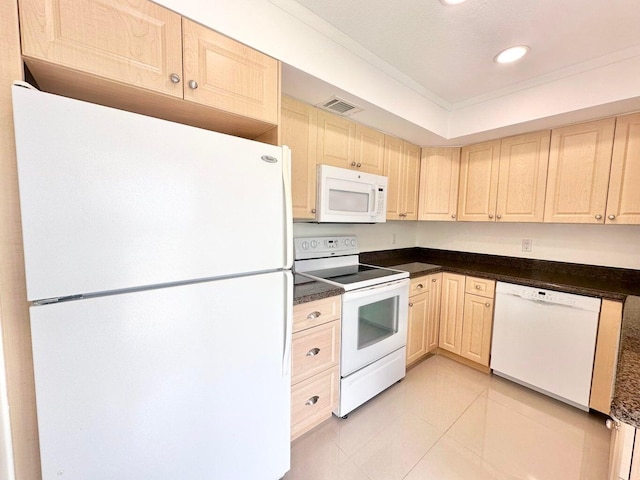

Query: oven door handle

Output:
[343, 278, 409, 301]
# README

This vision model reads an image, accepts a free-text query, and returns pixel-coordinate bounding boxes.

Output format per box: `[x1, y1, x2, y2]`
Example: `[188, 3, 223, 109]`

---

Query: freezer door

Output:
[12, 86, 292, 301]
[30, 271, 292, 480]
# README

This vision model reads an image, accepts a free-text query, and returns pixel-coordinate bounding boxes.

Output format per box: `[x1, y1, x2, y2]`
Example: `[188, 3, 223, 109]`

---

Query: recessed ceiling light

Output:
[494, 45, 530, 64]
[439, 0, 467, 5]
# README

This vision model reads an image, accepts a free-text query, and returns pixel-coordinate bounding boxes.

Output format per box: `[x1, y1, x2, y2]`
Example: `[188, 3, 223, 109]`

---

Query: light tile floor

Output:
[284, 355, 611, 480]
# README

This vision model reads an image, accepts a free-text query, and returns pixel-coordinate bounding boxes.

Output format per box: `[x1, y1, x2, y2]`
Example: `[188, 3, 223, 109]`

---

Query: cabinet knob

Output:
[305, 396, 319, 406]
[432, 278, 437, 282]
[595, 214, 603, 220]
[306, 347, 320, 357]
[356, 163, 362, 168]
[169, 73, 181, 84]
[488, 214, 494, 219]
[351, 162, 357, 167]
[306, 311, 321, 320]
[606, 418, 618, 430]
[416, 284, 424, 289]
[485, 302, 491, 307]
[608, 214, 616, 220]
[451, 214, 456, 219]
[475, 284, 481, 290]
[409, 303, 413, 307]
[311, 208, 316, 214]
[496, 214, 502, 219]
[188, 80, 199, 90]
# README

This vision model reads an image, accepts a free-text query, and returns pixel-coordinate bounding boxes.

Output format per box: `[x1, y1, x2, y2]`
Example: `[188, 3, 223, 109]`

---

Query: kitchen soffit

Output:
[278, 0, 640, 107]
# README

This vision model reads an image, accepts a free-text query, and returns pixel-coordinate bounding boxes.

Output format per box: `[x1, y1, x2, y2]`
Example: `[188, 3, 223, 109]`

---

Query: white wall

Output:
[416, 222, 640, 269]
[293, 221, 417, 252]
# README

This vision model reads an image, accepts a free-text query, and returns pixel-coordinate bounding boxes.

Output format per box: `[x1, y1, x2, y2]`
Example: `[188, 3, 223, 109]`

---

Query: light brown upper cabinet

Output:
[18, 0, 280, 138]
[355, 124, 386, 175]
[418, 147, 461, 221]
[544, 118, 616, 223]
[182, 19, 279, 124]
[281, 96, 318, 219]
[606, 112, 640, 225]
[316, 110, 357, 169]
[385, 136, 420, 220]
[495, 131, 550, 222]
[457, 140, 501, 221]
[457, 132, 550, 222]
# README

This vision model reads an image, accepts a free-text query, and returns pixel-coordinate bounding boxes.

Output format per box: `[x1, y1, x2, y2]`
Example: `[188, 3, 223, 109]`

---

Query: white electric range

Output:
[294, 236, 409, 417]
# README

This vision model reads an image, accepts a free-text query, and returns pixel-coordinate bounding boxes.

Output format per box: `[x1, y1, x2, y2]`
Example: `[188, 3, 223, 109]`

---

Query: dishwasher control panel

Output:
[495, 282, 601, 311]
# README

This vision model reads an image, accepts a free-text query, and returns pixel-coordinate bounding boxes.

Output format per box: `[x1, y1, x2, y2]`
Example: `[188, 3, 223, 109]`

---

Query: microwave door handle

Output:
[369, 186, 377, 216]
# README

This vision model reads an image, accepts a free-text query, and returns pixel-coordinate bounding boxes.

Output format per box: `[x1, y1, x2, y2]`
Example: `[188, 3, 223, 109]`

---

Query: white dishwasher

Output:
[491, 282, 601, 411]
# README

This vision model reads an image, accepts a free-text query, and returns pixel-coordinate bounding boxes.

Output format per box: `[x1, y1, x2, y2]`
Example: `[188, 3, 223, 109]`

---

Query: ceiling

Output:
[272, 0, 640, 144]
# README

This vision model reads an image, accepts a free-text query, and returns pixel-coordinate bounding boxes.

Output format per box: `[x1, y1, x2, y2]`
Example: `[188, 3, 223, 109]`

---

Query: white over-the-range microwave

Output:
[315, 165, 388, 223]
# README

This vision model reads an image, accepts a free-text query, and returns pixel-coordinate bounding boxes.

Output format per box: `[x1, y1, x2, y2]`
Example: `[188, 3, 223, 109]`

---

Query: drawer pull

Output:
[432, 278, 437, 282]
[305, 396, 319, 406]
[306, 348, 320, 357]
[416, 283, 424, 289]
[475, 284, 481, 290]
[307, 311, 321, 320]
[409, 303, 413, 307]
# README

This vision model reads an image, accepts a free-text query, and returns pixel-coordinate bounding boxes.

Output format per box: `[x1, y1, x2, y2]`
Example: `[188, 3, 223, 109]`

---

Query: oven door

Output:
[341, 279, 409, 376]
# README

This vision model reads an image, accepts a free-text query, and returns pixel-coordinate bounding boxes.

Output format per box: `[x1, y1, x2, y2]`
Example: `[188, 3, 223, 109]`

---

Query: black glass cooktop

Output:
[302, 264, 401, 285]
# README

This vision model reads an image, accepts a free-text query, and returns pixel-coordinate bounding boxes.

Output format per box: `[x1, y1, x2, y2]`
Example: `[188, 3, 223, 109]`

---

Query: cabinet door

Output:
[460, 294, 494, 366]
[317, 110, 356, 169]
[384, 135, 404, 220]
[402, 142, 421, 220]
[544, 118, 615, 223]
[418, 147, 461, 221]
[495, 131, 550, 222]
[590, 300, 623, 414]
[281, 96, 317, 219]
[182, 18, 279, 124]
[457, 140, 501, 222]
[607, 112, 640, 225]
[355, 124, 385, 175]
[438, 273, 465, 355]
[406, 292, 429, 366]
[19, 0, 183, 98]
[426, 273, 442, 353]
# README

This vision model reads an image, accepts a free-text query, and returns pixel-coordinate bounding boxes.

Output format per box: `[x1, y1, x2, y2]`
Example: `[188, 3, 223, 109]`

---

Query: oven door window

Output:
[357, 296, 399, 349]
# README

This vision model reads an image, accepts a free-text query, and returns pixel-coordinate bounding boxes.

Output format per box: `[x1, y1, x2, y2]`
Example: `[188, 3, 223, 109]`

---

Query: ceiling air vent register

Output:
[317, 96, 363, 116]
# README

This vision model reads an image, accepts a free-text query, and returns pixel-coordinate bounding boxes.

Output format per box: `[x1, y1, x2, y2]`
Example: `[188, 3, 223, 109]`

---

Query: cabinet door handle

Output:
[608, 214, 616, 220]
[432, 278, 437, 282]
[306, 348, 320, 357]
[311, 208, 316, 214]
[351, 162, 357, 167]
[306, 311, 321, 320]
[488, 214, 494, 219]
[496, 214, 502, 219]
[485, 302, 491, 307]
[409, 303, 413, 307]
[606, 418, 618, 430]
[169, 73, 181, 84]
[595, 214, 603, 220]
[305, 396, 319, 406]
[451, 214, 456, 219]
[356, 163, 362, 168]
[188, 80, 199, 89]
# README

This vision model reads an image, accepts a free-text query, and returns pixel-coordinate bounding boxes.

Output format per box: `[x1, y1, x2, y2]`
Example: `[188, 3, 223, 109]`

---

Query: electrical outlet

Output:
[522, 239, 532, 252]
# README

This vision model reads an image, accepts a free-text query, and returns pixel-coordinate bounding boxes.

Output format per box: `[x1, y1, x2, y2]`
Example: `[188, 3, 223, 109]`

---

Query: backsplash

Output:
[293, 221, 417, 251]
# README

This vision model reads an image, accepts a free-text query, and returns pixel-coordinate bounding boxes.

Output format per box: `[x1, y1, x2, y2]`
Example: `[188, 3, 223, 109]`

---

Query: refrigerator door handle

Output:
[282, 146, 293, 269]
[282, 270, 293, 377]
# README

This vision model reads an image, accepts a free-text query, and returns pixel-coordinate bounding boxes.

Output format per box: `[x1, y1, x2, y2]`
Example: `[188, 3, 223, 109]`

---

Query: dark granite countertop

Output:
[611, 296, 640, 428]
[293, 274, 343, 305]
[361, 247, 640, 301]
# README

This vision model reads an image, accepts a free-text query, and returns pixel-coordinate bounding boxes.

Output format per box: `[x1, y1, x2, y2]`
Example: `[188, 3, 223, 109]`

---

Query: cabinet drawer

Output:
[465, 276, 495, 298]
[293, 296, 341, 333]
[410, 276, 430, 296]
[291, 366, 339, 440]
[291, 320, 340, 385]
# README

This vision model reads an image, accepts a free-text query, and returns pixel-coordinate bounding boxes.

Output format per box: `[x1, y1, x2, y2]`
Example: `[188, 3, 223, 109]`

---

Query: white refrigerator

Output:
[12, 84, 293, 480]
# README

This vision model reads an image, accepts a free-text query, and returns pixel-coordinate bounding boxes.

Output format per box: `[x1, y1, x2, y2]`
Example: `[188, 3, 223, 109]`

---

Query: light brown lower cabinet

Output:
[291, 296, 341, 440]
[438, 274, 495, 368]
[406, 273, 442, 366]
[590, 300, 623, 414]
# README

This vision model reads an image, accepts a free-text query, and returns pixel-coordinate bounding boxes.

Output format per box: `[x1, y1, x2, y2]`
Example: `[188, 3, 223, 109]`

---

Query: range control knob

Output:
[350, 239, 356, 246]
[301, 241, 309, 250]
[310, 240, 318, 248]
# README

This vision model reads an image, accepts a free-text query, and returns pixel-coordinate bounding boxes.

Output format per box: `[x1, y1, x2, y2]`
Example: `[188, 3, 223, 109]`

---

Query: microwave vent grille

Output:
[317, 96, 363, 116]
